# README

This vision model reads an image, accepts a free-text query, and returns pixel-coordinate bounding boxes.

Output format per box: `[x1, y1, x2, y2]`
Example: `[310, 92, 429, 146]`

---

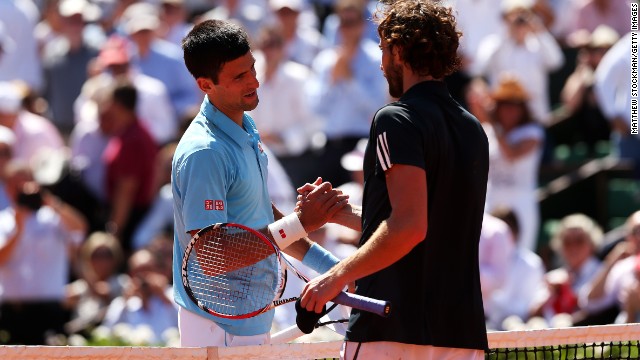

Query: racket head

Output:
[181, 223, 286, 319]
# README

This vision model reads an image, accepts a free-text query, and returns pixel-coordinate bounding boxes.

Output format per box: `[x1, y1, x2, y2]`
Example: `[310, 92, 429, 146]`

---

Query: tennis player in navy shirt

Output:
[299, 1, 489, 358]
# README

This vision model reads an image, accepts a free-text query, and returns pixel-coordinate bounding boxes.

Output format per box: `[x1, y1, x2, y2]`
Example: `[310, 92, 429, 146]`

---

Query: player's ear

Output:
[196, 77, 215, 93]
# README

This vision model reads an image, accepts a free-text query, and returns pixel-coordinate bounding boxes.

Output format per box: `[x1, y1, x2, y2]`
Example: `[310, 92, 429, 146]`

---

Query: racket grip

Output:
[333, 292, 391, 318]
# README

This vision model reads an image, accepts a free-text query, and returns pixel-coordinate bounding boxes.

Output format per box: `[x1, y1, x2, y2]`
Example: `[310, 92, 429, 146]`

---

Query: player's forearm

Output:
[331, 203, 362, 232]
[330, 218, 424, 285]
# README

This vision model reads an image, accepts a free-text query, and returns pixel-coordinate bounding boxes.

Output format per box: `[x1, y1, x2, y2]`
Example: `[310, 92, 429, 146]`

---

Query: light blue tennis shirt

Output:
[172, 96, 275, 336]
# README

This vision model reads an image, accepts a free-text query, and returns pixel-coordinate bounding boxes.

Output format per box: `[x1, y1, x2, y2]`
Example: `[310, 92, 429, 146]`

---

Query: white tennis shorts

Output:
[178, 307, 271, 347]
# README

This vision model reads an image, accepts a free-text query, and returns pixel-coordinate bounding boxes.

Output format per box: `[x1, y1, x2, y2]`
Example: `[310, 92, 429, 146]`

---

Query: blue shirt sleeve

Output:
[179, 148, 233, 232]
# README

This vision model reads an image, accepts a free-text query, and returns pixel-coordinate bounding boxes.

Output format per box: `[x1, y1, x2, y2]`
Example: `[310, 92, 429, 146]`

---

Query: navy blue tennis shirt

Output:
[347, 81, 489, 350]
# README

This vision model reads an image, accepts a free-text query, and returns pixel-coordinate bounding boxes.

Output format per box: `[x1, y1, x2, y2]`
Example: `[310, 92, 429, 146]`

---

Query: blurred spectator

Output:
[581, 211, 640, 324]
[145, 231, 174, 282]
[198, 0, 273, 41]
[569, 0, 630, 42]
[321, 0, 378, 46]
[270, 0, 325, 68]
[532, 214, 603, 325]
[473, 0, 564, 124]
[0, 0, 42, 91]
[102, 248, 177, 344]
[447, 0, 505, 72]
[64, 231, 127, 335]
[594, 32, 640, 178]
[75, 35, 177, 145]
[0, 81, 65, 165]
[481, 76, 544, 251]
[479, 212, 516, 321]
[619, 254, 640, 323]
[0, 125, 15, 211]
[323, 138, 366, 249]
[122, 3, 200, 120]
[306, 0, 387, 186]
[157, 0, 193, 47]
[486, 207, 549, 330]
[42, 0, 102, 135]
[96, 77, 158, 253]
[248, 25, 323, 187]
[0, 161, 87, 344]
[131, 142, 176, 250]
[559, 25, 618, 153]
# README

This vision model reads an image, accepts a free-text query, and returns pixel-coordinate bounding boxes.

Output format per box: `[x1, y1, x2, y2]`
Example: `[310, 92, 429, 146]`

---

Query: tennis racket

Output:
[181, 222, 391, 320]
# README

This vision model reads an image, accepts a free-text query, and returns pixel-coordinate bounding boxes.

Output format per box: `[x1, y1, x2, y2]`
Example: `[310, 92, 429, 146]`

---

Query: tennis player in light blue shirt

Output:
[172, 96, 276, 336]
[173, 20, 349, 347]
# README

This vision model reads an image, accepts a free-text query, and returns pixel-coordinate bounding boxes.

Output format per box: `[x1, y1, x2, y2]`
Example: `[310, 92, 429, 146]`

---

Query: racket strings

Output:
[185, 227, 281, 317]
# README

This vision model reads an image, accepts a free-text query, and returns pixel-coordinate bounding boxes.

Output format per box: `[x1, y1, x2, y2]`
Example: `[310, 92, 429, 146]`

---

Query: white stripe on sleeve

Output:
[377, 132, 392, 171]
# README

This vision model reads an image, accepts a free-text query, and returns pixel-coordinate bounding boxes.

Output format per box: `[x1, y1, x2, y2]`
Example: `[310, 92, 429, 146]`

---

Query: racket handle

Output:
[333, 292, 391, 318]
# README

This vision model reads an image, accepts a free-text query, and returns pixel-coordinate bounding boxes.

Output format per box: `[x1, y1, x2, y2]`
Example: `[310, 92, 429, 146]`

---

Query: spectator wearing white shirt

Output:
[486, 208, 549, 330]
[594, 32, 640, 178]
[0, 81, 65, 165]
[102, 248, 177, 344]
[446, 0, 505, 72]
[479, 212, 516, 320]
[481, 76, 545, 252]
[0, 161, 88, 344]
[473, 0, 564, 124]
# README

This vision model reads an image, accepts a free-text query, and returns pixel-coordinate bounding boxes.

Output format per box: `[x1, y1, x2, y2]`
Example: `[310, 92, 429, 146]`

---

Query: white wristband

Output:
[268, 212, 308, 249]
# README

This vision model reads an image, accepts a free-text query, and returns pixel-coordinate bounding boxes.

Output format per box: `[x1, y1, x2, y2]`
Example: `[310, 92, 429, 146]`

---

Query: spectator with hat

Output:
[480, 75, 545, 252]
[75, 35, 176, 145]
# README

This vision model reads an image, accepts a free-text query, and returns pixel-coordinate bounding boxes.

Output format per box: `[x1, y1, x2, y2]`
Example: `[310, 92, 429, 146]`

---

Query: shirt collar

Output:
[400, 80, 450, 102]
[200, 96, 258, 147]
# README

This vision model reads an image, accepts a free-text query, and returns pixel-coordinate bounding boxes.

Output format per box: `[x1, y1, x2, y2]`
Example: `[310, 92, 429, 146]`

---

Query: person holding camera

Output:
[472, 0, 563, 125]
[0, 160, 88, 344]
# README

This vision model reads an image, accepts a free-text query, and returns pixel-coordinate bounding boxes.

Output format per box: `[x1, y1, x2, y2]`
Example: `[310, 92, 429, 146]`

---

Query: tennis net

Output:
[486, 323, 640, 359]
[0, 323, 638, 359]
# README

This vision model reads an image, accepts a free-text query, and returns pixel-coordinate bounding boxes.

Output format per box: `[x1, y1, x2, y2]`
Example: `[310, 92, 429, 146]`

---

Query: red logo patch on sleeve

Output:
[205, 200, 224, 210]
[278, 229, 286, 238]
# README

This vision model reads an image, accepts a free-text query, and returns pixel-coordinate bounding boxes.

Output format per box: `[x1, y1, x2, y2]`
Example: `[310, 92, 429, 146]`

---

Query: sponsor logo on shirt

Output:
[278, 229, 286, 238]
[205, 200, 224, 211]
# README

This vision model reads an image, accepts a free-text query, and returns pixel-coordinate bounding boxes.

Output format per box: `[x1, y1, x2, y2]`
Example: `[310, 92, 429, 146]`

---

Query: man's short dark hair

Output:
[182, 19, 251, 84]
[112, 79, 137, 112]
[375, 0, 462, 79]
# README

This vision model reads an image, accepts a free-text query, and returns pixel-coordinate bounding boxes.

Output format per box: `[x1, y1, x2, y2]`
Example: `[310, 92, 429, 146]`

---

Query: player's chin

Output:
[243, 93, 259, 111]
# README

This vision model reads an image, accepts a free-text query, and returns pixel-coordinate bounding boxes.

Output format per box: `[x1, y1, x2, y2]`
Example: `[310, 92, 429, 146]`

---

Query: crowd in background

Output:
[0, 0, 637, 346]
